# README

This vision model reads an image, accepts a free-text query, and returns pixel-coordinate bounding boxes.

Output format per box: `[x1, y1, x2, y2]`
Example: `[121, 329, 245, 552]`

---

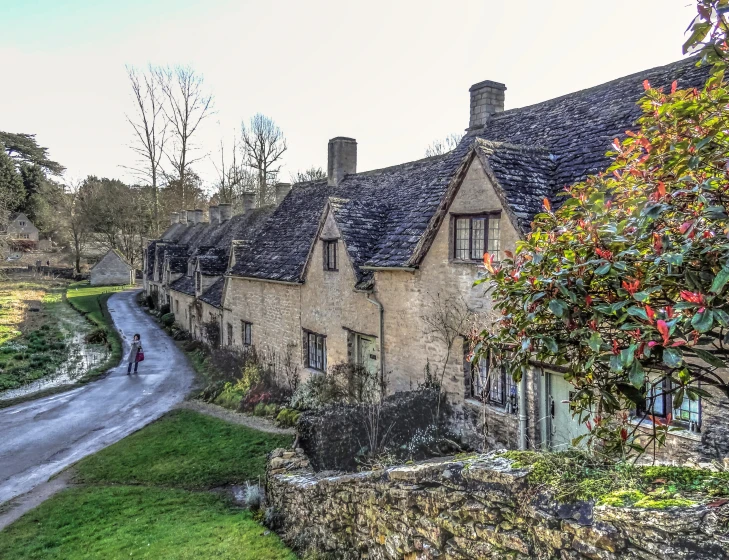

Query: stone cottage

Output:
[144, 57, 728, 461]
[90, 249, 134, 286]
[5, 212, 39, 243]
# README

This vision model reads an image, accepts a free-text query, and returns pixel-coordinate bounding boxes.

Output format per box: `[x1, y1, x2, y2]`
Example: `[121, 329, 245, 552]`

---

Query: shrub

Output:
[244, 482, 262, 510]
[240, 384, 273, 412]
[85, 328, 108, 344]
[159, 303, 171, 315]
[263, 403, 278, 417]
[290, 373, 346, 411]
[275, 408, 301, 428]
[253, 403, 267, 417]
[160, 313, 175, 327]
[214, 381, 248, 410]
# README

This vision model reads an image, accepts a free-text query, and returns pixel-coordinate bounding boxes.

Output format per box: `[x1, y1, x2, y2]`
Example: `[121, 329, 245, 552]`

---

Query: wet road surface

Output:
[0, 289, 193, 505]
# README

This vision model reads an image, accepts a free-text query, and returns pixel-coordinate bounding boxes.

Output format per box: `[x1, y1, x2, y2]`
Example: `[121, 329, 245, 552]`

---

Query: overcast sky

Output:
[0, 0, 697, 188]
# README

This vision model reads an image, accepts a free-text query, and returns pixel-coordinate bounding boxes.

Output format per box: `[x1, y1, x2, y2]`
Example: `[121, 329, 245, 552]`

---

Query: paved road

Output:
[0, 289, 193, 505]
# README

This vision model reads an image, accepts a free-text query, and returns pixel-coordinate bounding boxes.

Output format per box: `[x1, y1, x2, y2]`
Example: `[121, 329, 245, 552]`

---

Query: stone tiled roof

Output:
[199, 277, 225, 308]
[168, 256, 188, 274]
[170, 275, 195, 296]
[162, 58, 710, 287]
[198, 249, 228, 275]
[475, 57, 708, 196]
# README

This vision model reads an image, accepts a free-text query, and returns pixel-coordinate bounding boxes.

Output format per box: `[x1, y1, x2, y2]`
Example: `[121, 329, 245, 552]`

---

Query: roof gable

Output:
[91, 248, 133, 272]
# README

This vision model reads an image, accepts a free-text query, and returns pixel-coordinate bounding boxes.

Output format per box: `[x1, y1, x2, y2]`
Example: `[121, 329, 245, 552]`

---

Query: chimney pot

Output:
[241, 193, 255, 213]
[219, 203, 232, 222]
[186, 210, 195, 225]
[467, 80, 506, 132]
[327, 137, 357, 187]
[275, 183, 292, 205]
[209, 206, 220, 226]
[194, 209, 203, 224]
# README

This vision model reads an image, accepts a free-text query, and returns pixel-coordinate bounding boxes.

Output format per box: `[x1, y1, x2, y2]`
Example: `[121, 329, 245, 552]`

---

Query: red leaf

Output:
[483, 252, 495, 274]
[657, 320, 670, 346]
[657, 181, 666, 197]
[671, 80, 678, 94]
[643, 79, 651, 91]
[680, 221, 693, 234]
[680, 291, 704, 304]
[708, 498, 729, 508]
[645, 306, 655, 324]
[543, 198, 551, 212]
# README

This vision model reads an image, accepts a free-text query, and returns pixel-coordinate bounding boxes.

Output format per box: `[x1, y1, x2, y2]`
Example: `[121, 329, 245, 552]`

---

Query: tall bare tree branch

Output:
[240, 114, 287, 207]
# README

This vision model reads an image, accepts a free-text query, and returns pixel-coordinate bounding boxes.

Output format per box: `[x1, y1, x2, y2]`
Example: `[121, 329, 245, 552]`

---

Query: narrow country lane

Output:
[0, 289, 194, 505]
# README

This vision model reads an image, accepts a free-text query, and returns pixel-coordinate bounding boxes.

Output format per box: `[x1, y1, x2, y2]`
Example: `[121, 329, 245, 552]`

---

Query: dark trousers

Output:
[127, 361, 139, 374]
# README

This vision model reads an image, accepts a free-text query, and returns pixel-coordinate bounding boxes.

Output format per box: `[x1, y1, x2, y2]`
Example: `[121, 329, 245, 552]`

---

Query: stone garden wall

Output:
[266, 450, 729, 559]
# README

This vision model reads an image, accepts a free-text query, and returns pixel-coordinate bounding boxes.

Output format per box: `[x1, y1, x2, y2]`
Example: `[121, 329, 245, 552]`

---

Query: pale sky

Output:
[0, 0, 696, 189]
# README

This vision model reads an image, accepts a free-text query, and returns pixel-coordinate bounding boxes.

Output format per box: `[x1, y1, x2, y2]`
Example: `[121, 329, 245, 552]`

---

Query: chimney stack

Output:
[242, 193, 255, 213]
[194, 209, 203, 224]
[219, 203, 232, 222]
[170, 212, 178, 225]
[275, 183, 291, 205]
[468, 80, 506, 131]
[186, 210, 195, 225]
[209, 206, 220, 226]
[327, 137, 357, 187]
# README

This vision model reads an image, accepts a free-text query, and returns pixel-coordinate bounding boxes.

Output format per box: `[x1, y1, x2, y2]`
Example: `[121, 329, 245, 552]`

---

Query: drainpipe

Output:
[366, 293, 385, 378]
[519, 367, 528, 450]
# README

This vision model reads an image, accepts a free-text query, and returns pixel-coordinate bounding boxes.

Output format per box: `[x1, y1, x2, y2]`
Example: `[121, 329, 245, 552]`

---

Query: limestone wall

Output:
[266, 451, 729, 559]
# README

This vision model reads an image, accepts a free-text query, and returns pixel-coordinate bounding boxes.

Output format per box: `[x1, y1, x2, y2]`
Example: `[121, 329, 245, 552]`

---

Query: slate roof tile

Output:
[199, 277, 225, 308]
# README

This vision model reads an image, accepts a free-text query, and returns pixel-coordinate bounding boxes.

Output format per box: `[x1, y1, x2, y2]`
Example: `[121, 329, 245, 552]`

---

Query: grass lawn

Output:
[0, 410, 296, 559]
[65, 281, 126, 382]
[74, 409, 292, 489]
[0, 281, 74, 391]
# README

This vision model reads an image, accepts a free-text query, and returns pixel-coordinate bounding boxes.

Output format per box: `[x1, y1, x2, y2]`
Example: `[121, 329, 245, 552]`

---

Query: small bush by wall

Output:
[297, 389, 455, 471]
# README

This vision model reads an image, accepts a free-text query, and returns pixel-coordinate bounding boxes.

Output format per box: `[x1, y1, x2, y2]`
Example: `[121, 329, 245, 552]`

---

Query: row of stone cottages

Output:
[143, 57, 727, 461]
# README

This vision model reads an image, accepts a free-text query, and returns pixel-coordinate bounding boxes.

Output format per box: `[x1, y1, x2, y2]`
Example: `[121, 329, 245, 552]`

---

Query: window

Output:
[637, 379, 702, 430]
[454, 214, 501, 261]
[227, 323, 233, 346]
[241, 321, 252, 346]
[175, 299, 179, 313]
[324, 240, 337, 271]
[195, 271, 202, 293]
[305, 331, 326, 371]
[471, 357, 516, 412]
[19, 221, 25, 226]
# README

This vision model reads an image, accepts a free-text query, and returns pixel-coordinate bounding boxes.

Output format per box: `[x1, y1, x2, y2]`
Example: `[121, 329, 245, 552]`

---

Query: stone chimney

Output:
[242, 193, 255, 213]
[170, 212, 178, 225]
[275, 183, 292, 205]
[468, 80, 506, 131]
[219, 203, 232, 222]
[186, 210, 195, 225]
[327, 137, 357, 187]
[209, 206, 220, 226]
[194, 209, 203, 224]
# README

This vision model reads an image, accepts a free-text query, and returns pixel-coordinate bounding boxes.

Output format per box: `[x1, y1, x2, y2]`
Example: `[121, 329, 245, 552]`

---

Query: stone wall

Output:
[266, 451, 729, 560]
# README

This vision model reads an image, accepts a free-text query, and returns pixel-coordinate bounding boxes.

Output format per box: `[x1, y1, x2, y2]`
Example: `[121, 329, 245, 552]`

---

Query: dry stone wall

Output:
[266, 451, 729, 559]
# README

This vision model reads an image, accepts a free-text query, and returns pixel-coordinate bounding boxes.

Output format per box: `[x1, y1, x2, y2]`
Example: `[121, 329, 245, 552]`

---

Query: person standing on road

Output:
[127, 334, 142, 375]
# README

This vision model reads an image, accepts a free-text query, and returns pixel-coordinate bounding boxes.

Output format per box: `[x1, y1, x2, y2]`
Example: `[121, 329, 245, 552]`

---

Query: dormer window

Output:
[324, 240, 338, 271]
[454, 214, 501, 262]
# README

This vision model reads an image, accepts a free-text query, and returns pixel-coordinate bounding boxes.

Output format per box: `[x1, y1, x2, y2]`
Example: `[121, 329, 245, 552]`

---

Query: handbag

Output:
[136, 347, 145, 362]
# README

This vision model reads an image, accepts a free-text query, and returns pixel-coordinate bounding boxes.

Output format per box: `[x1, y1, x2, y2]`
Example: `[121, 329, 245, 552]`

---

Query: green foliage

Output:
[475, 67, 729, 455]
[289, 372, 346, 411]
[160, 312, 175, 327]
[0, 131, 65, 175]
[276, 408, 301, 428]
[253, 403, 267, 416]
[0, 148, 25, 213]
[74, 409, 291, 489]
[501, 450, 729, 507]
[263, 403, 278, 417]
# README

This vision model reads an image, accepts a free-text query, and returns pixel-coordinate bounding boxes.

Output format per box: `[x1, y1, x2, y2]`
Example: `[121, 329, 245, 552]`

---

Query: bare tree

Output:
[125, 65, 168, 235]
[290, 166, 326, 184]
[424, 133, 464, 157]
[57, 179, 92, 274]
[241, 114, 287, 207]
[158, 66, 214, 210]
[212, 134, 257, 207]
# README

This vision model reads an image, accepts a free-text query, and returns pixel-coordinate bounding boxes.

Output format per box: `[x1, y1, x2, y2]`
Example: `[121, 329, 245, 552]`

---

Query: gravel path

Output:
[177, 400, 296, 435]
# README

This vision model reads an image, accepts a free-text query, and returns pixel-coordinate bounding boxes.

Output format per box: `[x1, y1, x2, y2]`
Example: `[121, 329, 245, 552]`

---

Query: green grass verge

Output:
[0, 410, 295, 559]
[65, 281, 125, 383]
[74, 409, 292, 489]
[0, 486, 295, 560]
